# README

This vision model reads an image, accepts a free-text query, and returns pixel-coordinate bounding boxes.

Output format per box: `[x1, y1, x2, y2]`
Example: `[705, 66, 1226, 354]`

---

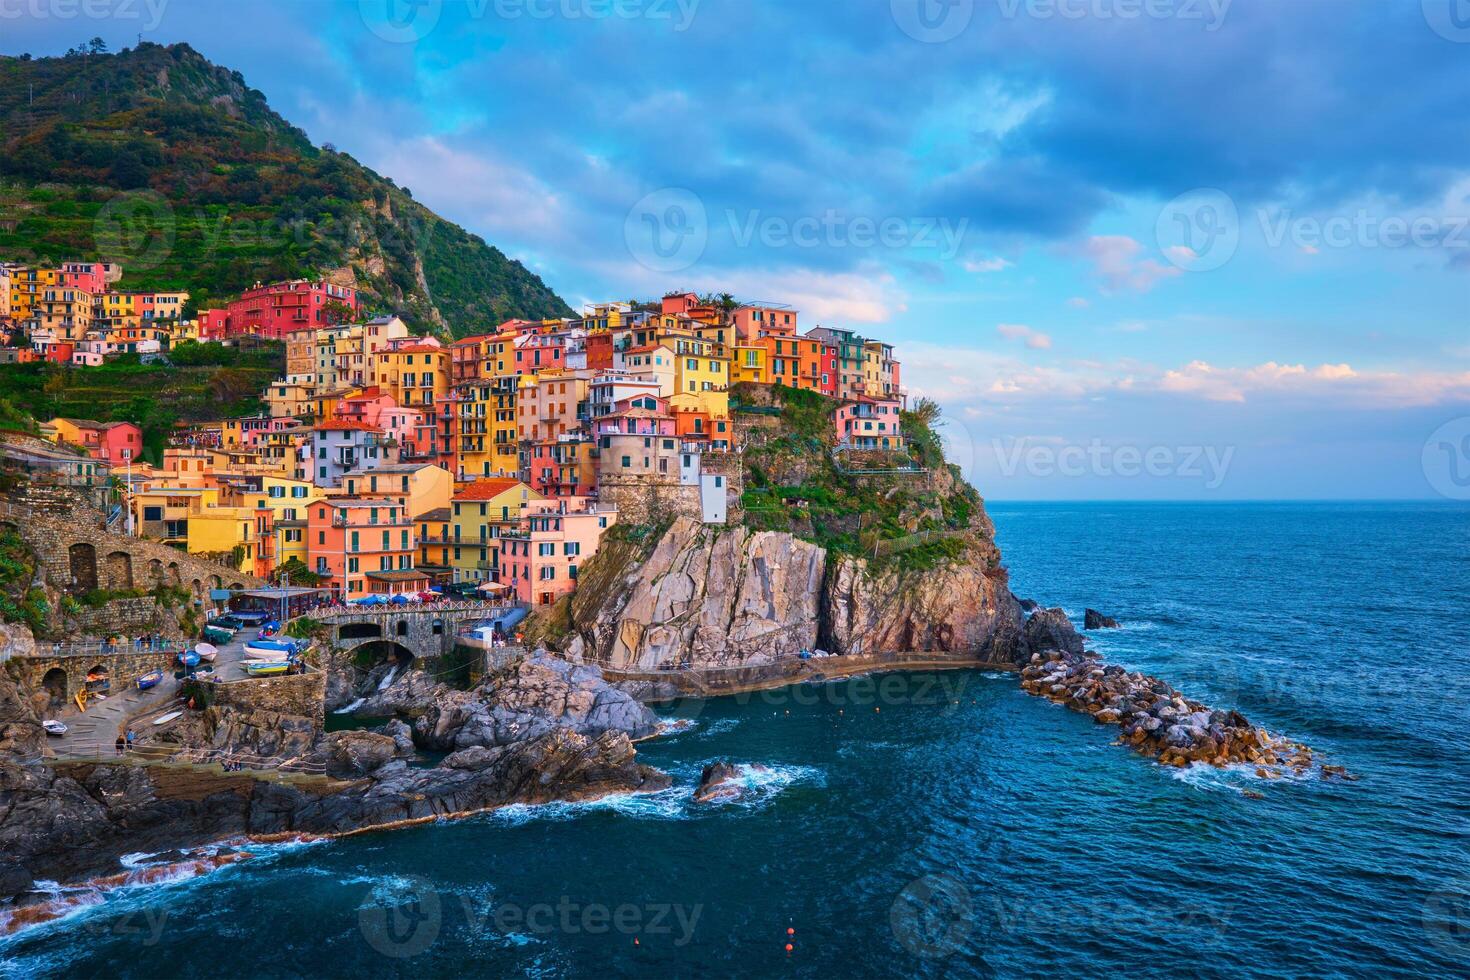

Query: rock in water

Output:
[1084, 608, 1121, 630]
[693, 761, 743, 803]
[414, 653, 660, 752]
[1024, 607, 1085, 656]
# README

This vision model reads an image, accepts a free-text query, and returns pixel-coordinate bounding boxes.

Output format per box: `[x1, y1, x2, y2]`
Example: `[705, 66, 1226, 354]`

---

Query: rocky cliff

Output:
[560, 514, 1028, 670]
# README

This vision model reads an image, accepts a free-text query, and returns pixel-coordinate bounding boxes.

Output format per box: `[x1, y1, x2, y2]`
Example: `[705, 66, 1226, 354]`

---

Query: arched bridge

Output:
[310, 602, 522, 662]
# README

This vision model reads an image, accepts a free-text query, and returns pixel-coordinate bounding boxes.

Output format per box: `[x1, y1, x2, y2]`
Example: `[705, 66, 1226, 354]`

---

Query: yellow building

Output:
[7, 267, 58, 321]
[36, 286, 95, 342]
[186, 504, 261, 573]
[415, 506, 454, 572]
[265, 377, 316, 419]
[732, 344, 769, 385]
[449, 478, 542, 583]
[379, 342, 450, 411]
[342, 463, 452, 520]
[130, 485, 221, 546]
[232, 476, 323, 574]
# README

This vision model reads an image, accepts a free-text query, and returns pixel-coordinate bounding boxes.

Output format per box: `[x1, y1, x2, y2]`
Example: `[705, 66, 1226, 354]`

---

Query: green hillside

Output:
[0, 42, 573, 334]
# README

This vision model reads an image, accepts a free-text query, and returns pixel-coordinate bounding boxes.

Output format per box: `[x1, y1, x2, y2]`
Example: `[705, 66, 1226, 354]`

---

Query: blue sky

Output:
[6, 0, 1469, 498]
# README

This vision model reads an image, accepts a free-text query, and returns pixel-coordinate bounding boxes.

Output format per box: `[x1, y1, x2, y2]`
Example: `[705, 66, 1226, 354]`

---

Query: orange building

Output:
[307, 497, 425, 598]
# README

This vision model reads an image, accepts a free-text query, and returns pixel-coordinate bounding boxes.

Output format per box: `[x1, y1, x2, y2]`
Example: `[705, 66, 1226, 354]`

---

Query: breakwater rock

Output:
[1020, 649, 1336, 774]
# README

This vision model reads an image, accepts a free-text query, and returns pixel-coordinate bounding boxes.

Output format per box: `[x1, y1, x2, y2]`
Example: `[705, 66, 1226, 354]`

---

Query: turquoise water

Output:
[3, 502, 1467, 978]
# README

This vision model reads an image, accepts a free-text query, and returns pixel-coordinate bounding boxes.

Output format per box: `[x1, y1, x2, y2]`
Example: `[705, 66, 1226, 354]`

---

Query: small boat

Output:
[194, 642, 219, 663]
[42, 720, 67, 737]
[244, 637, 303, 656]
[230, 610, 269, 625]
[177, 652, 201, 668]
[244, 660, 292, 677]
[137, 670, 164, 690]
[207, 616, 242, 632]
[203, 625, 233, 645]
[152, 710, 183, 726]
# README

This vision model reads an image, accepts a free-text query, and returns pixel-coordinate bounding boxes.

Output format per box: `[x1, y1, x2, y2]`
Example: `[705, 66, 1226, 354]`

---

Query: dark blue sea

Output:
[4, 502, 1468, 978]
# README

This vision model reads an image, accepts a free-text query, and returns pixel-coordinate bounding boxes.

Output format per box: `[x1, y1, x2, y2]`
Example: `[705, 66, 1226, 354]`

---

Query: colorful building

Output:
[307, 498, 422, 597]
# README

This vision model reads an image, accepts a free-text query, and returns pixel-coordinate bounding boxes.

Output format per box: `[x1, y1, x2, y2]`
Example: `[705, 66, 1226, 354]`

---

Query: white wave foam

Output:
[334, 697, 367, 715]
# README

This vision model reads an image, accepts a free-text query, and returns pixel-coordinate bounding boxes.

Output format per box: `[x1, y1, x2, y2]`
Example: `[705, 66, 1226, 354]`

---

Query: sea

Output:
[3, 502, 1467, 979]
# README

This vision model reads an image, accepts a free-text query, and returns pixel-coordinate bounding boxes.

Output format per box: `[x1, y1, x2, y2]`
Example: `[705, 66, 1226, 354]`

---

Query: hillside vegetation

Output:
[0, 42, 572, 334]
[734, 383, 989, 573]
[0, 341, 282, 463]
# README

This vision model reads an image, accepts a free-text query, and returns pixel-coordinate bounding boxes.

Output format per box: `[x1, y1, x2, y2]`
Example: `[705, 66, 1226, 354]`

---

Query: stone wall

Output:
[71, 597, 188, 639]
[17, 649, 177, 709]
[213, 671, 326, 728]
[0, 493, 264, 600]
[597, 478, 703, 526]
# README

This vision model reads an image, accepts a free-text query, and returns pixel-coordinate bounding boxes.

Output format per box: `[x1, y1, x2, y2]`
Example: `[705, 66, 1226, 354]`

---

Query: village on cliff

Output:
[0, 262, 909, 608]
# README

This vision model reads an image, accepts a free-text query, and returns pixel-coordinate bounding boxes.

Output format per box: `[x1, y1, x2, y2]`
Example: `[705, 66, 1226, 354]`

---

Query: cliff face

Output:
[562, 513, 1029, 669]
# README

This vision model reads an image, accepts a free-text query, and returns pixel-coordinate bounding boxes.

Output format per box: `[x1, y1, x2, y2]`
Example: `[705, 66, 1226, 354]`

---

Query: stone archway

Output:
[338, 621, 383, 642]
[395, 620, 410, 637]
[209, 575, 222, 591]
[346, 639, 416, 669]
[167, 561, 181, 586]
[190, 578, 203, 599]
[41, 667, 67, 707]
[148, 558, 164, 584]
[104, 551, 133, 590]
[69, 543, 98, 592]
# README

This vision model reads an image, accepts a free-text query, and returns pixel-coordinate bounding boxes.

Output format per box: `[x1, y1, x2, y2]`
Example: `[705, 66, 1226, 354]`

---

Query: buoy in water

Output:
[785, 943, 794, 952]
[787, 927, 795, 936]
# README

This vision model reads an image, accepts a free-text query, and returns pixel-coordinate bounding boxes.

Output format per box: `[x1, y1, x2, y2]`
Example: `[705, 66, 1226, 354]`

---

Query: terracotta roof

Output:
[394, 343, 444, 354]
[315, 420, 382, 432]
[453, 478, 524, 501]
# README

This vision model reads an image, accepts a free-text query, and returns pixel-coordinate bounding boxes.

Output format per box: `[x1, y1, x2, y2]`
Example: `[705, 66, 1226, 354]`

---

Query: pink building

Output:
[59, 261, 118, 293]
[834, 395, 906, 451]
[496, 498, 618, 606]
[732, 303, 798, 343]
[210, 279, 359, 339]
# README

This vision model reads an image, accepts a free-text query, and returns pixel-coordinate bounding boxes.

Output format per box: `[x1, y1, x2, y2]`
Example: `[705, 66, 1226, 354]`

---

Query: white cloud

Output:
[962, 256, 1012, 273]
[1076, 235, 1184, 294]
[996, 323, 1053, 349]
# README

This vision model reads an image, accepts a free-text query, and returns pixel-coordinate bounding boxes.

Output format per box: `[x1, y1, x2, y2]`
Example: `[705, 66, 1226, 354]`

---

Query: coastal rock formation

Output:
[693, 760, 748, 803]
[562, 517, 1028, 669]
[414, 653, 660, 751]
[1084, 608, 1121, 630]
[565, 520, 826, 669]
[1023, 607, 1086, 657]
[1019, 649, 1330, 773]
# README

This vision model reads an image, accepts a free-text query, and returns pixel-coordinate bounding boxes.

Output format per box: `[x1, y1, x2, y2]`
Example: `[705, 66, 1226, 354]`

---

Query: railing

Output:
[32, 638, 187, 659]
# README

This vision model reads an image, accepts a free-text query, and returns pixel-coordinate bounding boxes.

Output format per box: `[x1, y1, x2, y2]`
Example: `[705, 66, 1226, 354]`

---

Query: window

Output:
[564, 542, 580, 556]
[539, 566, 555, 580]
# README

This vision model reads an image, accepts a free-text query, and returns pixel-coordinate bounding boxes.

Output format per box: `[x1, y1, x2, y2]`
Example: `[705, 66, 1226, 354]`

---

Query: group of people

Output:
[112, 728, 136, 755]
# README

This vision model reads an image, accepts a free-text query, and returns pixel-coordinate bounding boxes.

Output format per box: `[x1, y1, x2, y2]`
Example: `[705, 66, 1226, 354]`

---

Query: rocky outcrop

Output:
[1023, 607, 1085, 657]
[1085, 608, 1120, 630]
[563, 517, 1029, 670]
[414, 653, 660, 752]
[825, 556, 1023, 660]
[1019, 649, 1340, 774]
[566, 520, 826, 669]
[693, 760, 745, 803]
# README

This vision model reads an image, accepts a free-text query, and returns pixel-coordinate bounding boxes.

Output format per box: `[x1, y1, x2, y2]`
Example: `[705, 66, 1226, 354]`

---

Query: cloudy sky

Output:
[6, 0, 1470, 498]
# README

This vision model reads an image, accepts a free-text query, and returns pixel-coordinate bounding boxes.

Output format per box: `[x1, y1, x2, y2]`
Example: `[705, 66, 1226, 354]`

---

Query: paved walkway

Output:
[44, 627, 262, 759]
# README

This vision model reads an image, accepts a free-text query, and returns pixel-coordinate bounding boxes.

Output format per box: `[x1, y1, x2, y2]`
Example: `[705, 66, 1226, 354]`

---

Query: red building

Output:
[205, 280, 359, 339]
